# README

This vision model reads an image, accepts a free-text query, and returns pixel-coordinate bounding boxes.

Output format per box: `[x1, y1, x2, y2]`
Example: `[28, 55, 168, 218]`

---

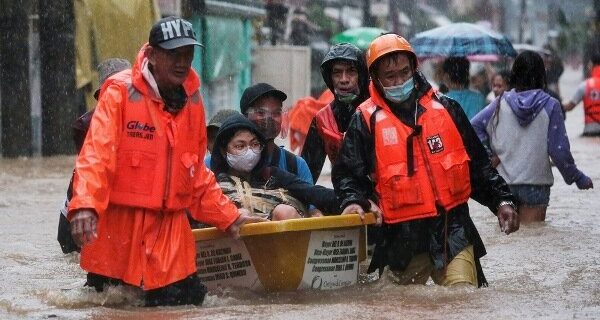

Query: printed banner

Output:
[298, 228, 360, 290]
[196, 237, 263, 291]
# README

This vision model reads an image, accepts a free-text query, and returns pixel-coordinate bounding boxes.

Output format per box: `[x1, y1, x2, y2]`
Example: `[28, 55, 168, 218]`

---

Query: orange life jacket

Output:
[315, 103, 344, 164]
[108, 71, 204, 212]
[583, 66, 600, 125]
[359, 84, 471, 224]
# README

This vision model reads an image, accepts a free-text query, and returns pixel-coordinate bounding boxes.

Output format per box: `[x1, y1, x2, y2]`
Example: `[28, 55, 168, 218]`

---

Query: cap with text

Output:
[149, 16, 202, 50]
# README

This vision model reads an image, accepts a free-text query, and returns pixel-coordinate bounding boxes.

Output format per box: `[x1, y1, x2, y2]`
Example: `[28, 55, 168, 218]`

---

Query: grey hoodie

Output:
[471, 89, 585, 186]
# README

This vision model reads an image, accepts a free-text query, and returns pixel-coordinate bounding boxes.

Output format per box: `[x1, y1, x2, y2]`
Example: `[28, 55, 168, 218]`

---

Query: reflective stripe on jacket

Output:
[358, 83, 471, 224]
[314, 103, 344, 164]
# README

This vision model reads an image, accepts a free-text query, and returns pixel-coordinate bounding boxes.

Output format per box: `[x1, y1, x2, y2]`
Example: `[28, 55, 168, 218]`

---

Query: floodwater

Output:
[1, 66, 599, 319]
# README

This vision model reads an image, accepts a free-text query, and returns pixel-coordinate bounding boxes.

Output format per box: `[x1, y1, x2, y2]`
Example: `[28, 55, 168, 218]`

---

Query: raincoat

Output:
[68, 44, 239, 290]
[301, 43, 369, 183]
[332, 71, 515, 285]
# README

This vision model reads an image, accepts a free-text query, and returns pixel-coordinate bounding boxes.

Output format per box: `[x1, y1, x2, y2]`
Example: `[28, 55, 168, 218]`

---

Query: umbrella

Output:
[331, 27, 388, 50]
[512, 43, 551, 56]
[410, 22, 517, 61]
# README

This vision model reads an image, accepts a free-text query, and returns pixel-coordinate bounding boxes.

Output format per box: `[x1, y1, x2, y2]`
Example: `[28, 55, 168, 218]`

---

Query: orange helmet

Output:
[366, 34, 417, 70]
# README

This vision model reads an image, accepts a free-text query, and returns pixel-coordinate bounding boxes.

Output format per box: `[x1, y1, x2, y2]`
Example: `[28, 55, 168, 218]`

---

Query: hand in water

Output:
[497, 204, 519, 235]
[70, 209, 98, 246]
[341, 200, 383, 226]
[227, 208, 268, 239]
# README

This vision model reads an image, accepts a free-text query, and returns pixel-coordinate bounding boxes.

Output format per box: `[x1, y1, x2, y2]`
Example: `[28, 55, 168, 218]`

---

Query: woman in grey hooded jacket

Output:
[471, 51, 593, 222]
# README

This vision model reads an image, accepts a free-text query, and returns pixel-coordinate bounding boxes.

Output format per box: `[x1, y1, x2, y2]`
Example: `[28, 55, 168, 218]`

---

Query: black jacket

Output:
[332, 71, 516, 284]
[301, 43, 369, 183]
[211, 114, 341, 214]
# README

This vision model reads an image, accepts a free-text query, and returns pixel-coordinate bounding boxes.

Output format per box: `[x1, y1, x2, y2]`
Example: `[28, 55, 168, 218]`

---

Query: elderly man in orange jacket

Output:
[68, 16, 264, 306]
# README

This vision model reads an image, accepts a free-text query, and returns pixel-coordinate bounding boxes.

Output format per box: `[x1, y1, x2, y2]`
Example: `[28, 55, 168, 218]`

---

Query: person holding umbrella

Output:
[333, 34, 519, 287]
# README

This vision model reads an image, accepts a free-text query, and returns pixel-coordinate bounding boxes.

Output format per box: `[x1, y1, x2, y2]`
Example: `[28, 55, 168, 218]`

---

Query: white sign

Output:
[298, 229, 360, 290]
[196, 237, 263, 291]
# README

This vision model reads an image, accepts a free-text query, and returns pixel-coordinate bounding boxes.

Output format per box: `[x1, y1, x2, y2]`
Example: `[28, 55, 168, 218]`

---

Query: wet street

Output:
[0, 66, 599, 319]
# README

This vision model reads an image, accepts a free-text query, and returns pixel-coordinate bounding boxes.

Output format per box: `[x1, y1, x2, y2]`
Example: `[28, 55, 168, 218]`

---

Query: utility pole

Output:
[362, 0, 375, 27]
[518, 0, 527, 43]
[39, 0, 78, 155]
[0, 0, 32, 157]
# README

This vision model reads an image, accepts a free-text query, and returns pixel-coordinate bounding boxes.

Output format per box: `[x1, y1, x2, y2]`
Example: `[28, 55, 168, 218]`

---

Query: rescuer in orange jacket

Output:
[68, 16, 264, 306]
[565, 53, 600, 136]
[332, 34, 520, 287]
[301, 43, 370, 183]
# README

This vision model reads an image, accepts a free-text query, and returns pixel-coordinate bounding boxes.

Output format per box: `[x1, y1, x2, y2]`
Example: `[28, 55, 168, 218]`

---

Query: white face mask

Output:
[226, 148, 261, 173]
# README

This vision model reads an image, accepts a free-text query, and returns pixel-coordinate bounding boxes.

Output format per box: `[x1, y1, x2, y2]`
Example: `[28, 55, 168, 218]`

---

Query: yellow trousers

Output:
[386, 245, 477, 286]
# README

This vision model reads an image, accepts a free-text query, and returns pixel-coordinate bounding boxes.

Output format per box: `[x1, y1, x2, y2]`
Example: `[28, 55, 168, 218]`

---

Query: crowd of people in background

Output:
[59, 15, 597, 307]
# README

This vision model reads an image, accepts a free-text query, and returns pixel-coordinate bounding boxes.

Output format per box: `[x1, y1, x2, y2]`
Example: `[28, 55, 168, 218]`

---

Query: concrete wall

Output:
[252, 45, 311, 110]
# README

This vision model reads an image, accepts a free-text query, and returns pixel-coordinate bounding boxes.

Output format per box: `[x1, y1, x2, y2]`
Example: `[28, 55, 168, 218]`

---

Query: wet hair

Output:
[510, 50, 547, 91]
[442, 57, 470, 87]
[371, 51, 416, 76]
[494, 70, 511, 85]
[591, 53, 600, 66]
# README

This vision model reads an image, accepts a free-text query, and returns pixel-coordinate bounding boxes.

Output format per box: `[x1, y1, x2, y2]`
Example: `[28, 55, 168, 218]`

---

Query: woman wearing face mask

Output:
[211, 114, 344, 220]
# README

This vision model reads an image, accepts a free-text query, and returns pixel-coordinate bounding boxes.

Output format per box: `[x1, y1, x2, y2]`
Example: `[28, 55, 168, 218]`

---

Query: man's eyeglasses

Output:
[247, 108, 283, 119]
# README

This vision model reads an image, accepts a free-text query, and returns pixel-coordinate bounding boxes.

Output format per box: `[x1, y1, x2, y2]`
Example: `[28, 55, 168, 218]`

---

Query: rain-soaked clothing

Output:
[358, 83, 471, 224]
[210, 114, 342, 216]
[332, 71, 515, 286]
[68, 44, 239, 291]
[302, 43, 369, 183]
[569, 66, 600, 136]
[471, 89, 589, 206]
[288, 89, 333, 153]
[471, 89, 587, 187]
[59, 73, 132, 254]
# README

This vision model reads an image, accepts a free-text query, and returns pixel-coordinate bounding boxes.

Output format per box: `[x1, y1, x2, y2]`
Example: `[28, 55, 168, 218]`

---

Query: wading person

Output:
[68, 16, 264, 306]
[58, 58, 131, 254]
[471, 51, 593, 223]
[332, 34, 520, 287]
[564, 53, 600, 136]
[442, 56, 486, 120]
[301, 43, 369, 183]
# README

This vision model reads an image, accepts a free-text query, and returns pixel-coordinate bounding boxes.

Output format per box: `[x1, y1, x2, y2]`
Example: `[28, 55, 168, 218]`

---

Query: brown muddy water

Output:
[1, 67, 599, 319]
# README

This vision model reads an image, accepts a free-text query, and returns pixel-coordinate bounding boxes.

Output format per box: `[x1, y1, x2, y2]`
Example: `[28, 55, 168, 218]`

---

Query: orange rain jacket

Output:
[583, 66, 600, 126]
[288, 89, 333, 152]
[68, 44, 239, 290]
[314, 103, 344, 164]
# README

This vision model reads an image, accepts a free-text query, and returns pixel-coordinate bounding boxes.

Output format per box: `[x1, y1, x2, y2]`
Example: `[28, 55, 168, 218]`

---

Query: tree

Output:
[39, 0, 78, 155]
[0, 0, 32, 157]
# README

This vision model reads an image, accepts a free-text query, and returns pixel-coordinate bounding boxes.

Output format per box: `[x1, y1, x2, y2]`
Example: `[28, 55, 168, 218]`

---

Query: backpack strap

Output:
[283, 149, 298, 175]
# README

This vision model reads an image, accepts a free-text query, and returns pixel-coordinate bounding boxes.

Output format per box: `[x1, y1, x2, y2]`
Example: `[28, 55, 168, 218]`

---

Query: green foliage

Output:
[307, 0, 339, 38]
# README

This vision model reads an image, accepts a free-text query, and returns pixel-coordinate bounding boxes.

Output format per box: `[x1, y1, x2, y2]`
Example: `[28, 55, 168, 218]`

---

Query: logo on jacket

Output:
[126, 121, 155, 140]
[426, 134, 444, 154]
[382, 127, 398, 146]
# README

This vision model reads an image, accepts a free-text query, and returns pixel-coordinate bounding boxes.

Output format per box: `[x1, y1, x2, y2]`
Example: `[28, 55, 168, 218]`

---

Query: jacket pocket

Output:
[440, 150, 471, 196]
[381, 162, 423, 209]
[177, 152, 199, 194]
[113, 151, 157, 195]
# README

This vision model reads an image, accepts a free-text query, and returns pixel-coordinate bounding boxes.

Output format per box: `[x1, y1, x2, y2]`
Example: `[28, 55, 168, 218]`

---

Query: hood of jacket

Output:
[131, 43, 201, 101]
[210, 113, 268, 176]
[503, 89, 552, 126]
[320, 43, 369, 105]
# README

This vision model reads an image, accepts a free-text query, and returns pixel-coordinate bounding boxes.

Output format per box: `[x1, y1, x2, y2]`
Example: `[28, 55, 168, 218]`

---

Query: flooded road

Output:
[1, 66, 599, 319]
